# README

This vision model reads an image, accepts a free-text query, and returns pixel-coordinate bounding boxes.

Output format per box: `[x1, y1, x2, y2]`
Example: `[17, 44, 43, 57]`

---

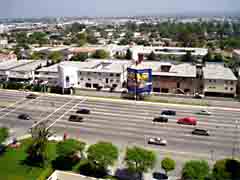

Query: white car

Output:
[148, 137, 168, 146]
[196, 110, 212, 116]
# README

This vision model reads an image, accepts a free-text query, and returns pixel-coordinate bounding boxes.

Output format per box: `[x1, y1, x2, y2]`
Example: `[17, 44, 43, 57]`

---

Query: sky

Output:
[1, 0, 240, 18]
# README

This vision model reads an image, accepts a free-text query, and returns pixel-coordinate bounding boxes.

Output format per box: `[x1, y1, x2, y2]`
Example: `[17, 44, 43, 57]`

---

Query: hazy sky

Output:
[1, 0, 240, 18]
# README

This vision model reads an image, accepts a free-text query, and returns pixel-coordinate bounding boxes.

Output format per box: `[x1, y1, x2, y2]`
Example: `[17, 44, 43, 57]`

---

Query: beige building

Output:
[203, 63, 237, 97]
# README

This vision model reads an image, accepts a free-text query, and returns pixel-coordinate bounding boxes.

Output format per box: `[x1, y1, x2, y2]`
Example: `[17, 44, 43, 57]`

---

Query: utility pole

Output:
[232, 119, 238, 159]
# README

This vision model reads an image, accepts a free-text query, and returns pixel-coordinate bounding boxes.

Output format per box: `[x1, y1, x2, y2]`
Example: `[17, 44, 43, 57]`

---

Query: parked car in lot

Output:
[177, 117, 197, 125]
[161, 110, 176, 116]
[25, 94, 38, 99]
[18, 113, 31, 120]
[68, 115, 83, 122]
[192, 129, 210, 136]
[196, 110, 211, 116]
[148, 137, 167, 146]
[153, 116, 168, 123]
[76, 109, 90, 114]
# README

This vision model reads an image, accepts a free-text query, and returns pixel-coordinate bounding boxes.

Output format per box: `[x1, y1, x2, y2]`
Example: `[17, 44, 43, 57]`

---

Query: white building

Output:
[131, 46, 208, 60]
[36, 59, 131, 91]
[0, 38, 8, 48]
[203, 63, 237, 97]
[58, 59, 131, 91]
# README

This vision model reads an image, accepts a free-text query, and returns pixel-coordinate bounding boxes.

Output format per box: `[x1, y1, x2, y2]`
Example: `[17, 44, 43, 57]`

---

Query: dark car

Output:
[153, 172, 168, 180]
[192, 129, 210, 136]
[153, 116, 168, 123]
[161, 110, 176, 116]
[0, 145, 6, 155]
[26, 94, 38, 99]
[76, 109, 90, 114]
[194, 93, 204, 99]
[68, 115, 83, 122]
[18, 114, 31, 120]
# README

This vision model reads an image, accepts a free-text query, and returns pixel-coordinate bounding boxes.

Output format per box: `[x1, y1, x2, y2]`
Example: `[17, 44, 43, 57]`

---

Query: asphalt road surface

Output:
[0, 89, 240, 177]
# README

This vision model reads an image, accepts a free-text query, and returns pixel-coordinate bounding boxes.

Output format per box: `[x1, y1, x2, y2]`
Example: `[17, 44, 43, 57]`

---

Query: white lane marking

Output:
[0, 95, 42, 119]
[31, 98, 76, 128]
[0, 97, 27, 113]
[47, 98, 87, 129]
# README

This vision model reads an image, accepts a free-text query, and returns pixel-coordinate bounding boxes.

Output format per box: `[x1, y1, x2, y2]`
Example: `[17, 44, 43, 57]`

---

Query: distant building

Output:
[0, 38, 8, 48]
[0, 53, 17, 62]
[203, 63, 237, 97]
[131, 46, 208, 61]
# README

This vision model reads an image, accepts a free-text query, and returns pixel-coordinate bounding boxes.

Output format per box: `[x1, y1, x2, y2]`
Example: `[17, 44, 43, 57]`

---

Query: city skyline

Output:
[1, 0, 240, 18]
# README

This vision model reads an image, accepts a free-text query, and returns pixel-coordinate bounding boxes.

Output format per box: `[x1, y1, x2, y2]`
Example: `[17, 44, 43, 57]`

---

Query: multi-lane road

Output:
[0, 89, 240, 176]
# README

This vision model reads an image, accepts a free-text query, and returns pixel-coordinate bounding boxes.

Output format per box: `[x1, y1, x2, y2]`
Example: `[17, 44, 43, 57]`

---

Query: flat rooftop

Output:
[0, 60, 34, 71]
[203, 63, 237, 81]
[10, 60, 47, 72]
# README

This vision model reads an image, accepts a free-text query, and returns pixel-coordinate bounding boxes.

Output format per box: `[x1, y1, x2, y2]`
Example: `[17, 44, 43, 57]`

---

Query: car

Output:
[192, 129, 210, 136]
[194, 93, 204, 99]
[148, 137, 167, 146]
[161, 110, 176, 116]
[76, 109, 90, 114]
[0, 145, 6, 155]
[153, 116, 168, 123]
[153, 172, 168, 180]
[177, 117, 197, 125]
[26, 93, 38, 99]
[68, 115, 83, 122]
[196, 110, 211, 116]
[18, 113, 31, 120]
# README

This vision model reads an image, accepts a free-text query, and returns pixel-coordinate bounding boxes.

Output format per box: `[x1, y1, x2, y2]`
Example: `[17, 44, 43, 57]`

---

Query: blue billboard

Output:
[127, 68, 152, 94]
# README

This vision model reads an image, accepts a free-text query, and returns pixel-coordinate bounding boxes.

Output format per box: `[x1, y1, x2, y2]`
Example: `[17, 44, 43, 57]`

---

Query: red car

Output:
[177, 117, 197, 125]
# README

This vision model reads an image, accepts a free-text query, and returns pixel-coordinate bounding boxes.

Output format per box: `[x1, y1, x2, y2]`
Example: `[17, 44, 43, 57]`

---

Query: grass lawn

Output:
[0, 139, 57, 180]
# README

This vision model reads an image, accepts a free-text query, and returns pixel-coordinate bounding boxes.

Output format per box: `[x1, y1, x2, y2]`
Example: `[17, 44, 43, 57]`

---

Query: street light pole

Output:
[232, 119, 239, 159]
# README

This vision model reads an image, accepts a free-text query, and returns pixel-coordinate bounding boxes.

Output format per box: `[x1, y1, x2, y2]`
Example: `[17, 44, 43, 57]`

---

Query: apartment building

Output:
[203, 63, 237, 97]
[58, 59, 130, 91]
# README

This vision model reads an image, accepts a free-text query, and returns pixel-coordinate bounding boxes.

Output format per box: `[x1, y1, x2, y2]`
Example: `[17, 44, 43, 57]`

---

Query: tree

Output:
[161, 157, 176, 175]
[0, 127, 9, 144]
[125, 146, 156, 180]
[57, 139, 85, 158]
[202, 51, 213, 63]
[212, 159, 240, 180]
[182, 160, 210, 180]
[213, 54, 224, 62]
[25, 122, 53, 167]
[181, 51, 194, 62]
[147, 51, 157, 60]
[125, 48, 132, 60]
[31, 52, 46, 60]
[92, 49, 110, 59]
[48, 51, 64, 63]
[70, 52, 88, 62]
[87, 141, 118, 170]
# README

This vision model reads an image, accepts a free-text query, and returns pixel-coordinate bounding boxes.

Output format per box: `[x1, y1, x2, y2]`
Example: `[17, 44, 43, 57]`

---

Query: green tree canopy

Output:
[147, 51, 157, 60]
[182, 160, 210, 180]
[87, 141, 118, 170]
[48, 51, 64, 63]
[125, 48, 133, 60]
[92, 49, 110, 59]
[181, 51, 194, 62]
[125, 146, 156, 180]
[31, 52, 46, 60]
[161, 157, 176, 175]
[57, 139, 86, 158]
[212, 159, 240, 180]
[70, 52, 88, 62]
[0, 127, 9, 144]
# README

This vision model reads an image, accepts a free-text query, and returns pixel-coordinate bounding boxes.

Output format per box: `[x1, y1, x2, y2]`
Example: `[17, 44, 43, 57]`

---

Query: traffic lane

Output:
[52, 122, 234, 158]
[82, 100, 240, 120]
[56, 116, 235, 149]
[71, 103, 240, 126]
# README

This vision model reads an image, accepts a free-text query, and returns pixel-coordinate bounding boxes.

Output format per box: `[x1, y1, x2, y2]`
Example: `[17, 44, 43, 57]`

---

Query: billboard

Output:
[127, 68, 152, 94]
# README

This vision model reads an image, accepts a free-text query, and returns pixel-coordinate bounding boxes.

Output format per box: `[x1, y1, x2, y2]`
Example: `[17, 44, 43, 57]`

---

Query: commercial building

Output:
[203, 63, 237, 97]
[145, 62, 197, 94]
